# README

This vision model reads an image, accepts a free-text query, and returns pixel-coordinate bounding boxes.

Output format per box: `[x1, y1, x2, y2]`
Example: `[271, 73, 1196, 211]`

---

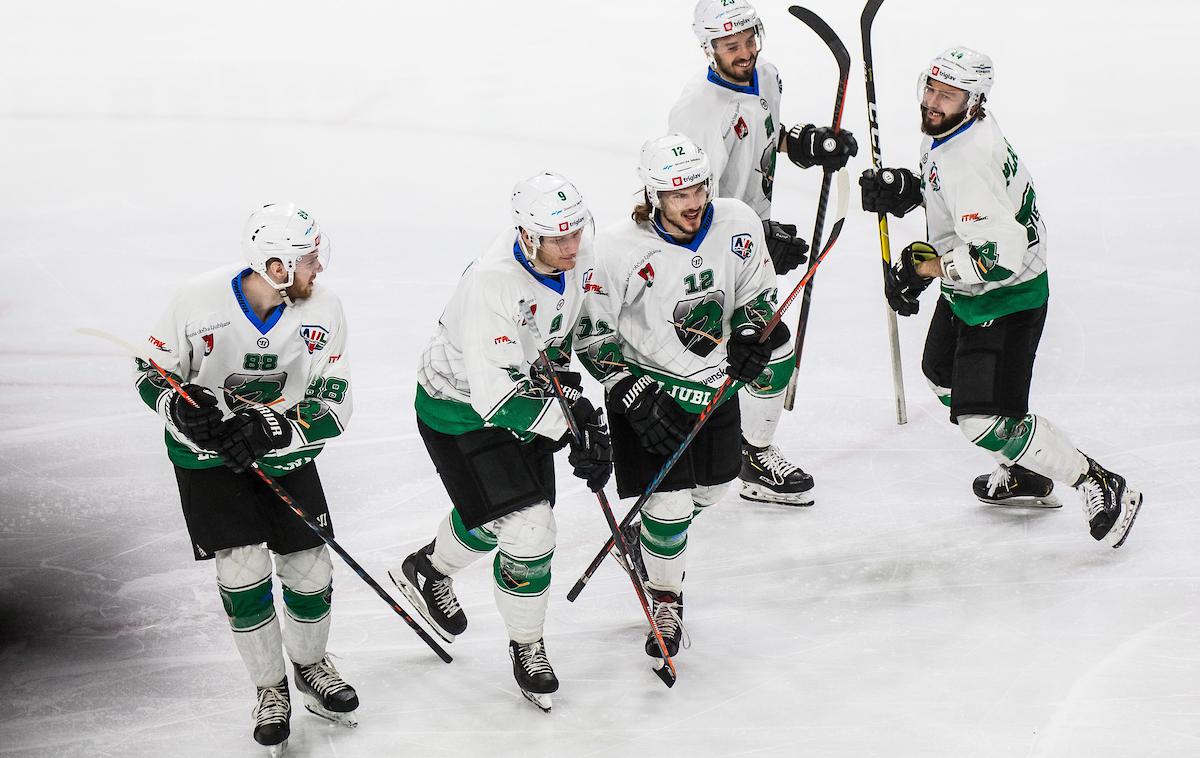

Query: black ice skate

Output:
[618, 520, 648, 585]
[973, 464, 1061, 508]
[509, 638, 558, 712]
[252, 678, 291, 757]
[389, 541, 467, 642]
[1075, 456, 1143, 548]
[293, 656, 359, 728]
[644, 590, 688, 659]
[739, 440, 815, 506]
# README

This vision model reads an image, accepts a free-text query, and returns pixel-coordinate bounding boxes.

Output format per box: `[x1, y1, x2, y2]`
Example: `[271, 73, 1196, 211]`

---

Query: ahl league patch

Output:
[300, 324, 329, 354]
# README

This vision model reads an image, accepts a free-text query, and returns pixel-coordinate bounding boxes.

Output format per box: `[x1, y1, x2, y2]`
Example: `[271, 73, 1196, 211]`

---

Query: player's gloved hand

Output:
[565, 397, 613, 492]
[169, 384, 224, 448]
[860, 168, 923, 217]
[610, 374, 692, 456]
[763, 220, 809, 275]
[725, 325, 774, 383]
[884, 241, 938, 316]
[214, 405, 294, 473]
[786, 124, 858, 171]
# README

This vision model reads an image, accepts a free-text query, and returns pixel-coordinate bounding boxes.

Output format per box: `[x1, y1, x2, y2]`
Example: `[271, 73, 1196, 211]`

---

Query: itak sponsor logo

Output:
[638, 262, 656, 287]
[961, 212, 988, 223]
[730, 233, 754, 260]
[202, 334, 214, 356]
[148, 335, 170, 352]
[582, 269, 607, 295]
[300, 325, 329, 354]
[494, 335, 513, 345]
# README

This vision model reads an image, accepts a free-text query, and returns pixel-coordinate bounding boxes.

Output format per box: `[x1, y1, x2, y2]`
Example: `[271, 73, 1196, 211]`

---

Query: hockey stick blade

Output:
[788, 7, 851, 78]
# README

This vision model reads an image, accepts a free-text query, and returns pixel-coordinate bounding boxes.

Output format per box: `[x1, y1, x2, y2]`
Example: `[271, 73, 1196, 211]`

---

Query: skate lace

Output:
[652, 600, 692, 651]
[517, 640, 554, 677]
[299, 658, 350, 698]
[255, 683, 290, 725]
[431, 576, 462, 618]
[1079, 477, 1107, 520]
[757, 445, 799, 483]
[986, 466, 1013, 497]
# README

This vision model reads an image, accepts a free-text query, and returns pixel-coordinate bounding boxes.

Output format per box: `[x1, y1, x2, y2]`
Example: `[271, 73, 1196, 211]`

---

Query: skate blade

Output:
[653, 659, 677, 688]
[978, 493, 1062, 509]
[739, 482, 814, 506]
[265, 740, 288, 757]
[388, 569, 456, 644]
[302, 700, 358, 728]
[519, 689, 553, 712]
[1106, 489, 1144, 549]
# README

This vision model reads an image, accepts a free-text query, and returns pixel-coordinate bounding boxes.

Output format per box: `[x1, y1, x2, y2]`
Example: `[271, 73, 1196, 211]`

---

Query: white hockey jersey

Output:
[668, 62, 783, 222]
[415, 231, 591, 441]
[920, 115, 1049, 325]
[135, 265, 352, 476]
[575, 198, 792, 414]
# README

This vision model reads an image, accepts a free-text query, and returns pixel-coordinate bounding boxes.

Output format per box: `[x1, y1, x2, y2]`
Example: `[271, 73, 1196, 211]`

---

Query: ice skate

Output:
[617, 520, 648, 585]
[644, 590, 688, 658]
[389, 541, 467, 642]
[252, 679, 291, 756]
[509, 639, 558, 712]
[739, 441, 815, 505]
[1076, 456, 1143, 548]
[293, 656, 359, 728]
[973, 464, 1061, 508]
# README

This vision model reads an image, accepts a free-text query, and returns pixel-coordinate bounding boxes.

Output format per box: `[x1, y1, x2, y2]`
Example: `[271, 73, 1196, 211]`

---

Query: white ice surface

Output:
[2, 1, 1198, 756]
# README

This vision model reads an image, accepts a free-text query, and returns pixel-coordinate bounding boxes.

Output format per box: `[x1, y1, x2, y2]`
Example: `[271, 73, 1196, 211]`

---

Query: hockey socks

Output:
[217, 545, 286, 688]
[959, 413, 1087, 484]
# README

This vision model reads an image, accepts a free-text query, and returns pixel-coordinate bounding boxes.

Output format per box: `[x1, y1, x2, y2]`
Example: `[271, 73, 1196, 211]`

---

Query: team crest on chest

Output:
[638, 262, 656, 287]
[299, 324, 329, 354]
[731, 233, 754, 260]
[202, 334, 214, 356]
[734, 116, 749, 140]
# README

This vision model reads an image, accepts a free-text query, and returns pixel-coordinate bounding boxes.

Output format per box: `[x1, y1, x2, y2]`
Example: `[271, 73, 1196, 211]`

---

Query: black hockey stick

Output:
[782, 6, 851, 412]
[79, 327, 454, 664]
[566, 171, 850, 603]
[861, 0, 909, 425]
[518, 301, 677, 687]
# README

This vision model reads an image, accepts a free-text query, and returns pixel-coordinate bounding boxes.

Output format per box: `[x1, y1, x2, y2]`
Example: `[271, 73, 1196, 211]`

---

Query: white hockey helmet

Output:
[242, 203, 330, 292]
[638, 133, 713, 209]
[920, 46, 994, 115]
[510, 172, 592, 261]
[692, 0, 764, 65]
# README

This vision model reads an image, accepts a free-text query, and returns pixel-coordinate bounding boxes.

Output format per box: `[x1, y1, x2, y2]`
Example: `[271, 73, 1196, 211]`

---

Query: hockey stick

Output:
[77, 327, 454, 664]
[566, 170, 850, 603]
[518, 302, 677, 688]
[782, 5, 851, 412]
[861, 0, 909, 425]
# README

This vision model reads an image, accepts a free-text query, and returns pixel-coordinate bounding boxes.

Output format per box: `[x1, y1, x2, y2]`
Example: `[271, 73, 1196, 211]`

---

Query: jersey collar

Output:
[930, 117, 977, 150]
[651, 204, 715, 253]
[512, 239, 566, 294]
[232, 268, 286, 335]
[707, 66, 759, 96]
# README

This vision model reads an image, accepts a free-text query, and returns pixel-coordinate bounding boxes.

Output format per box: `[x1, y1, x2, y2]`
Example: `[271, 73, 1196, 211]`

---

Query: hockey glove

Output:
[725, 325, 774, 384]
[763, 220, 809, 275]
[565, 397, 613, 492]
[883, 241, 938, 317]
[214, 405, 293, 473]
[610, 374, 692, 457]
[529, 369, 586, 454]
[169, 384, 224, 448]
[860, 168, 923, 217]
[785, 124, 858, 171]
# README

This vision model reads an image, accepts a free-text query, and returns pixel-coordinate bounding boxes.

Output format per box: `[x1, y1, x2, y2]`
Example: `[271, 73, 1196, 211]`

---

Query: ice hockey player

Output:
[669, 0, 858, 506]
[574, 134, 791, 659]
[134, 204, 358, 755]
[860, 47, 1143, 547]
[390, 172, 612, 711]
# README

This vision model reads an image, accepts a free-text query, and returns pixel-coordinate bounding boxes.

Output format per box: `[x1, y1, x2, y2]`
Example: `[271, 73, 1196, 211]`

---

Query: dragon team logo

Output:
[672, 291, 726, 358]
[731, 233, 754, 260]
[638, 262, 656, 287]
[300, 324, 329, 354]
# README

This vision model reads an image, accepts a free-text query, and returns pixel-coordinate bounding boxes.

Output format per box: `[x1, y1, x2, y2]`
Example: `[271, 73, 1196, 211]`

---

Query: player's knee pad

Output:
[641, 490, 693, 559]
[959, 413, 1036, 462]
[216, 545, 275, 632]
[276, 546, 333, 624]
[691, 481, 729, 516]
[492, 502, 555, 597]
[926, 377, 952, 408]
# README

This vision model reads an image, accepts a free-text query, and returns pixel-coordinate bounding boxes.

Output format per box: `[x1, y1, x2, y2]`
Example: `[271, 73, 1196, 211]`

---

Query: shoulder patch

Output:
[731, 233, 754, 260]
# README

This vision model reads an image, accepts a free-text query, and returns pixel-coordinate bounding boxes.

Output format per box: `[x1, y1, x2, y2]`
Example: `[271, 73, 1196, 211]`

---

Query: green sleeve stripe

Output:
[488, 393, 551, 434]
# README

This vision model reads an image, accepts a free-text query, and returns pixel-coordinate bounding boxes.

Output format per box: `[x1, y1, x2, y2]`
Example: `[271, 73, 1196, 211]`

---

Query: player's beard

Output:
[716, 52, 757, 86]
[921, 104, 968, 137]
[285, 278, 314, 301]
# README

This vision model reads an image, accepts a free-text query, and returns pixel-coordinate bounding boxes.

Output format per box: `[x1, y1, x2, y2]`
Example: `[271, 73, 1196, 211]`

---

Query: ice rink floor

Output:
[2, 1, 1198, 756]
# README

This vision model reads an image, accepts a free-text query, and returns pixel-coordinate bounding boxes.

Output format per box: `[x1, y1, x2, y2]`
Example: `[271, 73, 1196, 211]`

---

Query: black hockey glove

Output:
[883, 241, 938, 317]
[565, 397, 613, 492]
[529, 369, 586, 454]
[214, 405, 294, 473]
[860, 168, 923, 217]
[169, 384, 224, 448]
[610, 374, 692, 457]
[763, 220, 809, 275]
[725, 324, 774, 383]
[785, 124, 858, 171]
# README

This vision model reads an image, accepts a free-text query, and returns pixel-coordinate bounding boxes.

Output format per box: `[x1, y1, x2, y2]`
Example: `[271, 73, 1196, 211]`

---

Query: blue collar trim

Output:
[651, 204, 715, 253]
[931, 117, 977, 150]
[707, 66, 759, 96]
[512, 239, 565, 294]
[232, 269, 286, 335]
